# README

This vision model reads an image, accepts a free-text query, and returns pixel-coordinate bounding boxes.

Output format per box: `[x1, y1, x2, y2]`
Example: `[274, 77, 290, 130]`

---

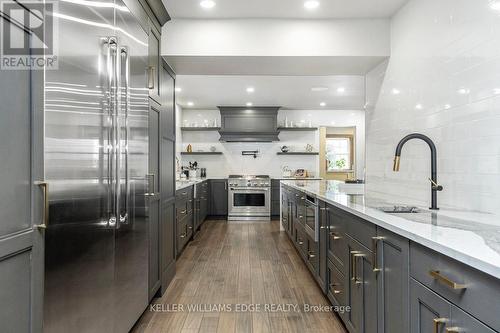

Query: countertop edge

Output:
[281, 180, 500, 280]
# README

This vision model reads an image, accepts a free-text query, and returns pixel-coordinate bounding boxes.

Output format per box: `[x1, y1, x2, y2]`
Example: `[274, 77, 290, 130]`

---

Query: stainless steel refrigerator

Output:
[43, 1, 150, 332]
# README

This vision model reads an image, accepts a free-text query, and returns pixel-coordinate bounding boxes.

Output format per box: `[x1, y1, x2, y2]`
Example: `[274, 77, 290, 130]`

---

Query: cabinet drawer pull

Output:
[429, 270, 467, 290]
[180, 233, 187, 238]
[181, 210, 187, 214]
[350, 251, 363, 283]
[330, 232, 341, 240]
[188, 226, 193, 230]
[308, 251, 316, 258]
[445, 327, 463, 333]
[298, 239, 304, 245]
[320, 207, 329, 211]
[433, 318, 448, 333]
[372, 236, 384, 272]
[298, 215, 303, 219]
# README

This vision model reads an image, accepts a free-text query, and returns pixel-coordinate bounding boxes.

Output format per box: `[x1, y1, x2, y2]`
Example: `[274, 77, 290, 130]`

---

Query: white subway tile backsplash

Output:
[366, 0, 500, 214]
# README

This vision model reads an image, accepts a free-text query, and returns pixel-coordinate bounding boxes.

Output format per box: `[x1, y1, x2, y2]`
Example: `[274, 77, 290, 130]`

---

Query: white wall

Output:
[177, 108, 365, 178]
[163, 19, 390, 57]
[365, 0, 500, 213]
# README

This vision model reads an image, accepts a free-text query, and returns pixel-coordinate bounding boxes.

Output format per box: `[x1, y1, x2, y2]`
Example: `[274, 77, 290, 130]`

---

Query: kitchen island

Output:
[280, 179, 500, 333]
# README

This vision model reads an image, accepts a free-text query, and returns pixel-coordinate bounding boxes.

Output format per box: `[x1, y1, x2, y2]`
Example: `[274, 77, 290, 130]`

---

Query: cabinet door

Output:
[148, 26, 161, 103]
[327, 206, 348, 275]
[376, 228, 410, 333]
[345, 236, 377, 333]
[148, 102, 162, 300]
[450, 304, 496, 333]
[318, 201, 328, 292]
[209, 180, 228, 216]
[0, 8, 44, 332]
[410, 279, 451, 333]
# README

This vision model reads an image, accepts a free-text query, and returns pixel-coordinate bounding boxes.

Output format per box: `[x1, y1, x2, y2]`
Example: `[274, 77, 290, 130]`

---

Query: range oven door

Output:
[228, 187, 270, 218]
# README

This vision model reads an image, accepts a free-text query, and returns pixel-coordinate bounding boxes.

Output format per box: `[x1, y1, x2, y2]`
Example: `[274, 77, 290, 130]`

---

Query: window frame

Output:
[325, 134, 355, 173]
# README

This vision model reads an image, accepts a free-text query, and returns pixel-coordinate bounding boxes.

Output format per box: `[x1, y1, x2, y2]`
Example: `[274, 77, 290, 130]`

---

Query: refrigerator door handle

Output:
[106, 36, 118, 226]
[119, 45, 130, 224]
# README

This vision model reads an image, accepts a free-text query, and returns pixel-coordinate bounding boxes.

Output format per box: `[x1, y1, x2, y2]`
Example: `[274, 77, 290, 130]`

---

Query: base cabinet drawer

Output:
[410, 243, 500, 330]
[410, 278, 496, 333]
[327, 260, 345, 315]
[176, 220, 188, 255]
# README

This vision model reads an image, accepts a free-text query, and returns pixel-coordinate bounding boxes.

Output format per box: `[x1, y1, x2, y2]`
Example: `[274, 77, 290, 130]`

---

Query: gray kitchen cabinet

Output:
[209, 179, 228, 217]
[327, 204, 348, 275]
[148, 25, 161, 103]
[344, 235, 377, 333]
[318, 200, 328, 292]
[450, 304, 496, 333]
[410, 242, 500, 331]
[410, 278, 451, 333]
[271, 179, 281, 216]
[0, 9, 44, 331]
[148, 100, 162, 300]
[159, 60, 176, 295]
[175, 186, 194, 256]
[375, 228, 410, 333]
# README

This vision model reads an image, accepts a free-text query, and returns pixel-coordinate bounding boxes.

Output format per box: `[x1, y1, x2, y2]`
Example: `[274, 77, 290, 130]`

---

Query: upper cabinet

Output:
[148, 25, 161, 103]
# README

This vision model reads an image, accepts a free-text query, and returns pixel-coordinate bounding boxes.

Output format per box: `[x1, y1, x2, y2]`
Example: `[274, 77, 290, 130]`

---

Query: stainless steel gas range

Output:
[227, 175, 271, 221]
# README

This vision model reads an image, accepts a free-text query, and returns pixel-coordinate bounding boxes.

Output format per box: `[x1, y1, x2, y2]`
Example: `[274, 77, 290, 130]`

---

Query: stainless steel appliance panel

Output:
[228, 187, 270, 219]
[44, 2, 116, 332]
[114, 3, 149, 332]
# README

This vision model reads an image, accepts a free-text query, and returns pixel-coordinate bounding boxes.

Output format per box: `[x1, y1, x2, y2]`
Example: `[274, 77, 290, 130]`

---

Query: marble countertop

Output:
[281, 179, 500, 279]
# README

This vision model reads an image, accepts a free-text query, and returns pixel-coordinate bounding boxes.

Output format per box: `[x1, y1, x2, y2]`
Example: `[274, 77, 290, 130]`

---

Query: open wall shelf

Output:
[278, 127, 318, 131]
[277, 152, 319, 155]
[181, 152, 223, 155]
[181, 127, 221, 131]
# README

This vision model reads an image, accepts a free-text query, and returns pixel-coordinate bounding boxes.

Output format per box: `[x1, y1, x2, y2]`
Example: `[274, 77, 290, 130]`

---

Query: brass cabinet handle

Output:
[295, 194, 299, 197]
[299, 215, 304, 219]
[433, 318, 448, 333]
[298, 239, 304, 245]
[350, 251, 362, 282]
[188, 226, 193, 230]
[330, 232, 341, 240]
[34, 181, 49, 230]
[445, 327, 463, 333]
[308, 251, 316, 258]
[372, 236, 384, 272]
[180, 233, 187, 238]
[181, 210, 187, 214]
[429, 270, 467, 290]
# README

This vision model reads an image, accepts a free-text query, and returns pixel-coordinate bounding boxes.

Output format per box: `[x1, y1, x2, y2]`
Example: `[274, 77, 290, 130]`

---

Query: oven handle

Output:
[230, 187, 269, 191]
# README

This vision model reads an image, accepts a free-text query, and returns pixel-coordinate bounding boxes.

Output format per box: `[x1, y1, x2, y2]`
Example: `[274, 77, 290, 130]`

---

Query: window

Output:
[325, 136, 353, 172]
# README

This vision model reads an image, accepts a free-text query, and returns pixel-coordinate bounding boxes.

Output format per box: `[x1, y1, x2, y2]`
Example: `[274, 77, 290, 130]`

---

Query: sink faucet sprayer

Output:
[393, 133, 443, 210]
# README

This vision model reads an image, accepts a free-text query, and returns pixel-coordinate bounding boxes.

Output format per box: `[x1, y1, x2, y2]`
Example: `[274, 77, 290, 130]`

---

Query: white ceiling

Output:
[165, 0, 408, 19]
[176, 75, 366, 110]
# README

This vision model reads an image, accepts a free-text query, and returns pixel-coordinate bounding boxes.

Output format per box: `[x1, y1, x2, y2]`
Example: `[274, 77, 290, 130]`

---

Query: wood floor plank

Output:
[132, 220, 346, 333]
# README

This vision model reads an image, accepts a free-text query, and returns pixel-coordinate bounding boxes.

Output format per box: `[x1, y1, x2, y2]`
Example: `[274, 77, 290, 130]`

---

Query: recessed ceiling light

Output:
[246, 102, 253, 107]
[444, 104, 451, 109]
[457, 88, 470, 95]
[391, 88, 401, 95]
[320, 102, 326, 107]
[490, 0, 500, 11]
[200, 0, 216, 9]
[494, 88, 500, 95]
[311, 86, 328, 92]
[304, 0, 320, 10]
[187, 102, 194, 107]
[337, 87, 345, 93]
[246, 87, 255, 93]
[175, 87, 182, 92]
[415, 104, 423, 110]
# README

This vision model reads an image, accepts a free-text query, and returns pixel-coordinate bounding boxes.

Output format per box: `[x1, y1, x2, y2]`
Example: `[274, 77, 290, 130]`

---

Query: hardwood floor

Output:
[133, 220, 346, 333]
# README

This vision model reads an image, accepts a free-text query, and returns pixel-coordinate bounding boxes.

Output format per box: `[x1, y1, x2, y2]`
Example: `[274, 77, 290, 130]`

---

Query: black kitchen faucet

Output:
[393, 133, 443, 210]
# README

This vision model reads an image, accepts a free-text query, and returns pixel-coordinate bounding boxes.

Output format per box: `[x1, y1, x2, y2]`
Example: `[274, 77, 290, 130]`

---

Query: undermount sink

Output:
[377, 206, 421, 214]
